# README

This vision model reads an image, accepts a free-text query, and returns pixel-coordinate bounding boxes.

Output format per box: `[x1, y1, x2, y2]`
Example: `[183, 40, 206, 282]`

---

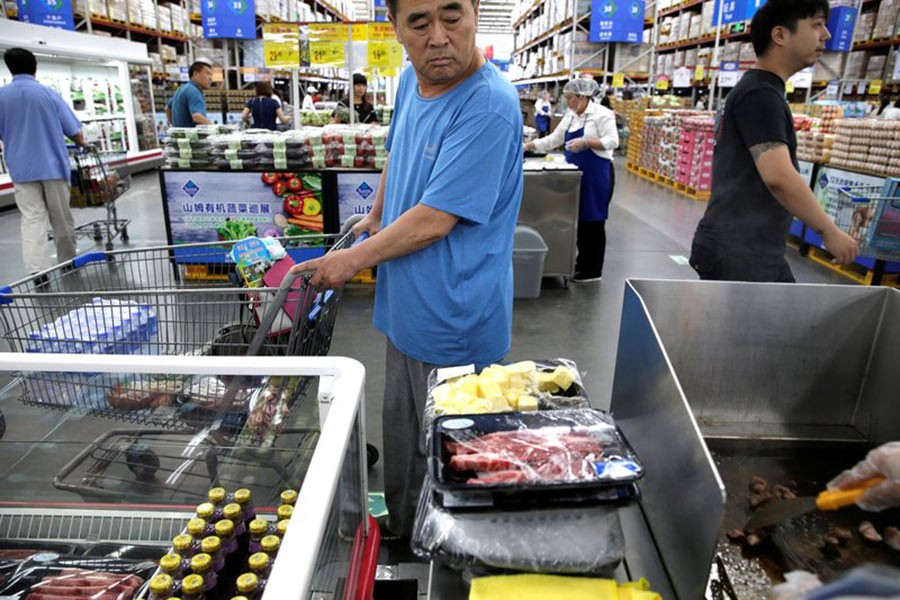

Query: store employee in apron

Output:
[524, 78, 618, 283]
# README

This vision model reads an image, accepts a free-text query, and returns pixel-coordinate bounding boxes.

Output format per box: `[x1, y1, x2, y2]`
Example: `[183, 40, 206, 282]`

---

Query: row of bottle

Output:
[143, 487, 298, 600]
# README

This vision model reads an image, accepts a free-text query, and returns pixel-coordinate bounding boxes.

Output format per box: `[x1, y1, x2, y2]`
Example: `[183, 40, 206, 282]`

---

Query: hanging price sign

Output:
[309, 22, 348, 41]
[656, 75, 669, 90]
[352, 23, 368, 40]
[367, 22, 395, 40]
[612, 73, 625, 88]
[379, 66, 399, 77]
[785, 80, 795, 93]
[694, 65, 705, 81]
[368, 41, 402, 69]
[870, 79, 882, 95]
[263, 23, 300, 68]
[310, 41, 346, 67]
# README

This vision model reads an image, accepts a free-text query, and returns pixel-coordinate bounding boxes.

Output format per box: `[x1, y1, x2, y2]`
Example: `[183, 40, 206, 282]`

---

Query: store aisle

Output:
[0, 165, 849, 498]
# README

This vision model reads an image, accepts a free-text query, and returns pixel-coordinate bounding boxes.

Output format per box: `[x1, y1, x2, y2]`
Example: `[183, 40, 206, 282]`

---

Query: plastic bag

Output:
[411, 475, 625, 576]
[0, 553, 157, 597]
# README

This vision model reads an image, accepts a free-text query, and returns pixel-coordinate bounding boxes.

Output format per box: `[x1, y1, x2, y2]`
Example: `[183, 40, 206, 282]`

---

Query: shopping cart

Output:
[835, 185, 900, 261]
[0, 232, 359, 498]
[66, 146, 131, 251]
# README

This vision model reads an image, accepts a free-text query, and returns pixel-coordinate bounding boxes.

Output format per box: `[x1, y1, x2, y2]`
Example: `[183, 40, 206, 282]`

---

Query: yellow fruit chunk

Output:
[488, 396, 511, 412]
[455, 374, 480, 398]
[517, 395, 538, 411]
[549, 366, 576, 391]
[503, 360, 536, 375]
[536, 372, 561, 393]
[478, 377, 503, 400]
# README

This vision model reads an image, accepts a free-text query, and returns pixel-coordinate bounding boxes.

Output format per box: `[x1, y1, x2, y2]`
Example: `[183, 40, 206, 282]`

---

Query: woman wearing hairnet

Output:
[524, 78, 618, 282]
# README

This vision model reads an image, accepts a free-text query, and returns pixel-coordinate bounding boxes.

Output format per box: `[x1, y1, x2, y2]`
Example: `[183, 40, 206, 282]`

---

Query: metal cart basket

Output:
[835, 185, 900, 261]
[0, 233, 357, 498]
[68, 147, 132, 251]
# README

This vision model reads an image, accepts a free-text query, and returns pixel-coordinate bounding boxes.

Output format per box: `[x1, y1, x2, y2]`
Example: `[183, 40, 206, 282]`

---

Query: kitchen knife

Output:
[745, 476, 885, 529]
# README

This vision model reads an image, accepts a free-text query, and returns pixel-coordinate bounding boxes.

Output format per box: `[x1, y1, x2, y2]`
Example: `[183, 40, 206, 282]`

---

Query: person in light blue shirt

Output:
[165, 61, 213, 128]
[291, 0, 523, 539]
[0, 48, 88, 279]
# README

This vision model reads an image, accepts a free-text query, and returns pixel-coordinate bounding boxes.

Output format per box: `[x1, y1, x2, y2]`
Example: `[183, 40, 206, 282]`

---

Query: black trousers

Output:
[575, 164, 614, 277]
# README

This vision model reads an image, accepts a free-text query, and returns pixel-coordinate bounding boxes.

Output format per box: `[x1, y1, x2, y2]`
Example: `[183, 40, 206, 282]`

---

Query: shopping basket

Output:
[835, 185, 900, 262]
[67, 146, 131, 250]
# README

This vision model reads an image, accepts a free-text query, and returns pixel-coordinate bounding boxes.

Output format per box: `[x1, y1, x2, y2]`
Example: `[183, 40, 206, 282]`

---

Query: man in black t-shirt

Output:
[691, 0, 857, 282]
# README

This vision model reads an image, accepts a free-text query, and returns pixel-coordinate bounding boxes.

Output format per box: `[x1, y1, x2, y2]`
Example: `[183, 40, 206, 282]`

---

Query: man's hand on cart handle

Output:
[352, 213, 382, 238]
[821, 226, 858, 265]
[290, 246, 364, 291]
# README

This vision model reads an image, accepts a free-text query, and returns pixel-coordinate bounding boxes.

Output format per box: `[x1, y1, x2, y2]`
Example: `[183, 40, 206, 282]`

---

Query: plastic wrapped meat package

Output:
[423, 358, 591, 440]
[411, 475, 625, 576]
[0, 553, 157, 599]
[430, 409, 644, 492]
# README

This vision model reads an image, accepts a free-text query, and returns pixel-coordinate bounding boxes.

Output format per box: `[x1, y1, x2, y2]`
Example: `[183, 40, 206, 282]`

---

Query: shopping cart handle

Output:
[72, 251, 109, 268]
[0, 286, 11, 306]
[307, 232, 369, 323]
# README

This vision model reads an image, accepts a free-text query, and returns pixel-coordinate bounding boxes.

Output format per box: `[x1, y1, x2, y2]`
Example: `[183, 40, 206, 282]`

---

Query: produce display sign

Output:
[589, 0, 645, 43]
[202, 0, 255, 38]
[16, 0, 75, 30]
[163, 171, 326, 264]
[263, 23, 300, 68]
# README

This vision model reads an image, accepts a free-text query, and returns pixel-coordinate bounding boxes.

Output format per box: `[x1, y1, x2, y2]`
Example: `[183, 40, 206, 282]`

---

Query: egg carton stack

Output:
[829, 119, 900, 177]
[795, 117, 835, 164]
[676, 116, 715, 191]
[640, 115, 666, 173]
[164, 125, 236, 169]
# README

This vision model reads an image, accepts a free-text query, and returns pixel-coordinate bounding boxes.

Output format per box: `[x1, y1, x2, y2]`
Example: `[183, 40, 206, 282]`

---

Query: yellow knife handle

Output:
[816, 476, 886, 510]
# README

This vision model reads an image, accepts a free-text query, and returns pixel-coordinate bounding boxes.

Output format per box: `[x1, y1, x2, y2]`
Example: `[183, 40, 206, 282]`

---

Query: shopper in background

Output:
[165, 61, 213, 128]
[524, 78, 618, 283]
[880, 98, 900, 120]
[290, 0, 523, 540]
[829, 442, 900, 511]
[690, 0, 857, 282]
[534, 90, 552, 137]
[695, 92, 709, 110]
[241, 82, 290, 131]
[337, 73, 379, 124]
[0, 47, 89, 283]
[302, 85, 316, 110]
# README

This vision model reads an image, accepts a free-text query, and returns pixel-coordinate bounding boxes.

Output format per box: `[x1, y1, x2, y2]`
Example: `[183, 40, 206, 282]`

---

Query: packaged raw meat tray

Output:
[430, 408, 644, 494]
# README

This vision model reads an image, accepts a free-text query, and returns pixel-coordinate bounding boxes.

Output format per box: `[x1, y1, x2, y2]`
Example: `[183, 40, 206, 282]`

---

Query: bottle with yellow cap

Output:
[230, 597, 250, 600]
[207, 487, 227, 521]
[235, 572, 261, 600]
[201, 535, 225, 573]
[275, 519, 289, 538]
[260, 534, 280, 560]
[233, 488, 256, 523]
[247, 517, 268, 554]
[172, 534, 197, 562]
[195, 502, 216, 522]
[190, 553, 218, 593]
[223, 503, 247, 539]
[158, 553, 185, 594]
[248, 551, 271, 590]
[149, 573, 175, 600]
[187, 518, 212, 553]
[279, 489, 298, 507]
[275, 504, 293, 523]
[181, 573, 205, 600]
[215, 518, 238, 562]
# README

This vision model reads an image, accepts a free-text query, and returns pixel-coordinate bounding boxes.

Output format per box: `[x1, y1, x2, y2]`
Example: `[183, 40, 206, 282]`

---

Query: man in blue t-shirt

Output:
[165, 61, 213, 128]
[291, 0, 523, 538]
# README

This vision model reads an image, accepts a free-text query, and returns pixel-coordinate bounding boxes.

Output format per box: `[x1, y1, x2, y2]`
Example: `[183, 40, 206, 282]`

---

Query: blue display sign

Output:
[825, 6, 857, 52]
[589, 0, 645, 43]
[712, 0, 763, 26]
[202, 0, 256, 39]
[16, 0, 75, 30]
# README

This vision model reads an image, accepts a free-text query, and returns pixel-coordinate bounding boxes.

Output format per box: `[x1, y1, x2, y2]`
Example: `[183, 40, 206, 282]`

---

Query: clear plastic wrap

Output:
[0, 553, 156, 597]
[411, 475, 625, 576]
[423, 358, 591, 438]
[430, 408, 644, 493]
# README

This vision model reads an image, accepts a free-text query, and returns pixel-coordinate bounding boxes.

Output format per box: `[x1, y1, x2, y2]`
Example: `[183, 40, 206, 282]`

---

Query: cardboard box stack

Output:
[126, 0, 141, 24]
[855, 11, 876, 42]
[829, 119, 900, 177]
[873, 0, 900, 39]
[641, 114, 665, 173]
[141, 0, 157, 29]
[676, 115, 715, 191]
[813, 52, 846, 81]
[108, 0, 126, 21]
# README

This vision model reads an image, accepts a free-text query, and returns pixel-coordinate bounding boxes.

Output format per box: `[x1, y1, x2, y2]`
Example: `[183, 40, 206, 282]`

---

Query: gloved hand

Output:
[827, 442, 900, 511]
[564, 137, 590, 153]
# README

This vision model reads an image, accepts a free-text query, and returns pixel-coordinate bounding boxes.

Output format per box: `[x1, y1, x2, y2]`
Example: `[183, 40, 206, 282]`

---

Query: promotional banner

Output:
[712, 0, 763, 26]
[825, 5, 857, 52]
[336, 172, 382, 226]
[17, 0, 75, 30]
[163, 171, 326, 263]
[263, 23, 300, 68]
[589, 0, 645, 43]
[202, 0, 255, 39]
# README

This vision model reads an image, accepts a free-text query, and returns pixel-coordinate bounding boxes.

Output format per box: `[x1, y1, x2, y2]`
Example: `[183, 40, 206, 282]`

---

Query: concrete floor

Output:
[0, 164, 851, 595]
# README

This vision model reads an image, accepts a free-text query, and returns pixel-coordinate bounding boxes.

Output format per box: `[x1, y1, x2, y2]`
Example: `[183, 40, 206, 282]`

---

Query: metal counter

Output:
[610, 280, 900, 599]
[519, 158, 581, 282]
